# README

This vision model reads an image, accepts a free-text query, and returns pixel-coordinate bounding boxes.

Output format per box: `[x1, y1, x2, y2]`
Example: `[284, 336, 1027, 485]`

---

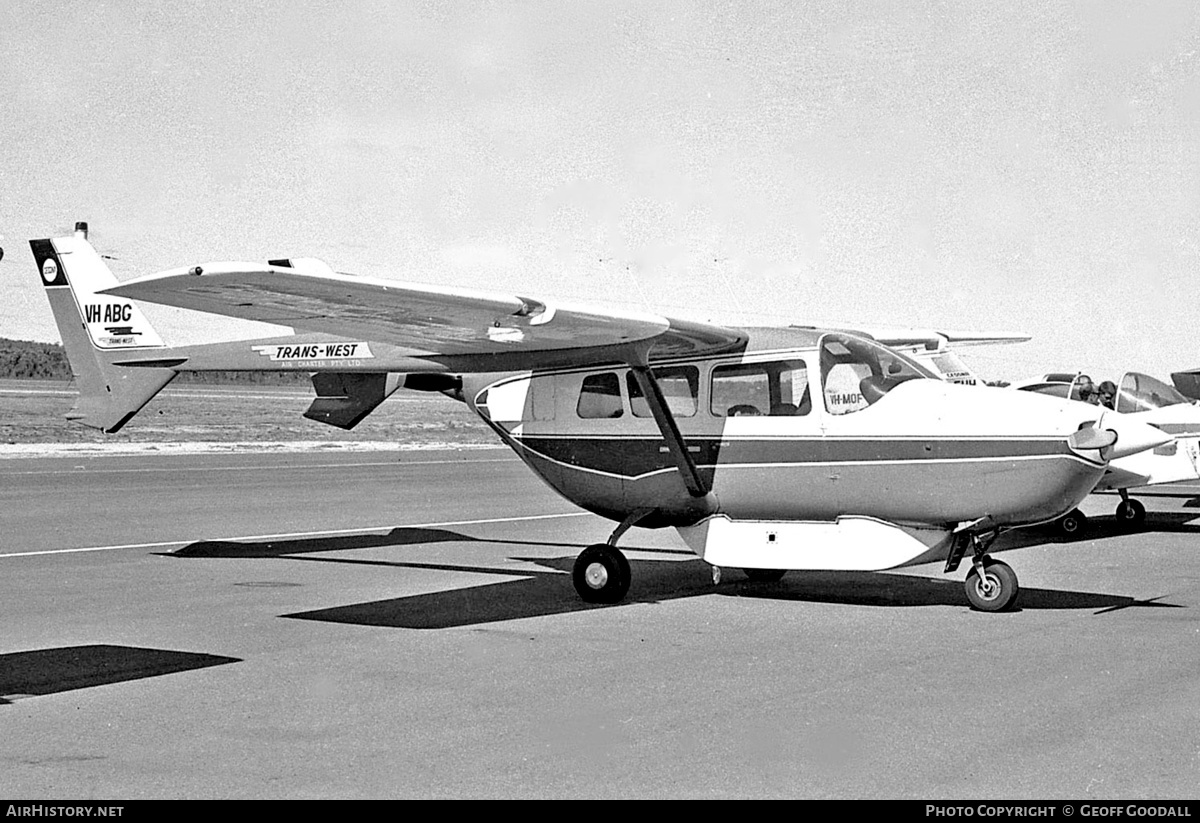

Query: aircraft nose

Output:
[1094, 412, 1174, 461]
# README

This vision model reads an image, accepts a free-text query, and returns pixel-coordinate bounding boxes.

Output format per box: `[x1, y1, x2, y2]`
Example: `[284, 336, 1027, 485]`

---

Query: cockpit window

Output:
[627, 366, 699, 418]
[820, 333, 933, 416]
[1018, 382, 1072, 399]
[711, 360, 810, 417]
[1117, 373, 1192, 414]
[577, 372, 624, 418]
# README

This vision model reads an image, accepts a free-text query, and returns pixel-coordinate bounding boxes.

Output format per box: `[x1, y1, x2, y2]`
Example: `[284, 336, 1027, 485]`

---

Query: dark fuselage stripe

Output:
[512, 436, 1076, 478]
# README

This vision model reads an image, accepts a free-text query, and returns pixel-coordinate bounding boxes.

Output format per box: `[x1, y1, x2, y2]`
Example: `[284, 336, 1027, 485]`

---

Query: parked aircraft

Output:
[1172, 369, 1200, 402]
[1006, 372, 1200, 534]
[30, 224, 1173, 611]
[868, 329, 1031, 387]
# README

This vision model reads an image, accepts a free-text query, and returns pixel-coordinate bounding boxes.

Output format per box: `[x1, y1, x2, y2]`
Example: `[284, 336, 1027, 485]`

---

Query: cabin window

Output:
[576, 372, 625, 418]
[819, 333, 933, 415]
[710, 361, 810, 417]
[1116, 373, 1191, 413]
[627, 366, 700, 418]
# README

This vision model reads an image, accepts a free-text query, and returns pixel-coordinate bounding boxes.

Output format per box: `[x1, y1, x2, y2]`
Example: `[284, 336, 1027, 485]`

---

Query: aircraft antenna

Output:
[710, 256, 747, 320]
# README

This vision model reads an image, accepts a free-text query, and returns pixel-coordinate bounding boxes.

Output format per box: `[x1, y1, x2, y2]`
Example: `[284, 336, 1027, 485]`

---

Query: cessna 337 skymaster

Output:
[31, 224, 1174, 612]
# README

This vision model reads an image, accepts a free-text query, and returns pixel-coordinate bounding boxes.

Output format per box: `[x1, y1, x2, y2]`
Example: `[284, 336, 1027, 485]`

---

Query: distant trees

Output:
[0, 338, 307, 384]
[0, 338, 71, 379]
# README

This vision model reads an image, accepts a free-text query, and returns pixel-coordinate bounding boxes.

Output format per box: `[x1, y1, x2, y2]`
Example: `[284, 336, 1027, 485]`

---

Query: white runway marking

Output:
[0, 441, 507, 459]
[0, 511, 590, 559]
[0, 456, 518, 476]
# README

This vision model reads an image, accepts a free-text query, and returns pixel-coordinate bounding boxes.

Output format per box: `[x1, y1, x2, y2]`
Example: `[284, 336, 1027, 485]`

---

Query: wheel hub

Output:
[585, 562, 609, 590]
[976, 573, 999, 600]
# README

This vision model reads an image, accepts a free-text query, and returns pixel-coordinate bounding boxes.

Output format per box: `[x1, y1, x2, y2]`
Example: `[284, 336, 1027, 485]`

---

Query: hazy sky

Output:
[1, 1, 1197, 381]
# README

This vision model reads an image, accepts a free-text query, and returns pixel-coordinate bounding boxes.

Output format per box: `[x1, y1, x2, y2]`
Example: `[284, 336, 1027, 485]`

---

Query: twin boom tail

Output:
[29, 228, 176, 433]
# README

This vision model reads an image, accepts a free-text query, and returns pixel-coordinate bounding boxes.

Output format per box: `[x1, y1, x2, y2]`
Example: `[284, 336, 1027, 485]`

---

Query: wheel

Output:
[1115, 499, 1146, 529]
[1056, 508, 1087, 538]
[964, 558, 1019, 612]
[743, 568, 787, 582]
[572, 544, 631, 604]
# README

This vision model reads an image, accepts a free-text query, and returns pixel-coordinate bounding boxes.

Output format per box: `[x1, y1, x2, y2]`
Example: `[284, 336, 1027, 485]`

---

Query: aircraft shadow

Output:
[0, 644, 241, 704]
[170, 527, 592, 559]
[283, 556, 1178, 629]
[997, 511, 1200, 552]
[168, 528, 1182, 630]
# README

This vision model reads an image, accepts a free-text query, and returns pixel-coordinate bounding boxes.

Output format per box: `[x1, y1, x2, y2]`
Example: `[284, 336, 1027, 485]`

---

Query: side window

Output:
[711, 361, 810, 417]
[627, 366, 699, 417]
[577, 372, 624, 418]
[776, 362, 812, 415]
[819, 333, 932, 415]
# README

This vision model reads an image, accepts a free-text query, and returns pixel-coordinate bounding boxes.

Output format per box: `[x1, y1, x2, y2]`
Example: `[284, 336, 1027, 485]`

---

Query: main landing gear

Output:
[571, 508, 652, 604]
[946, 525, 1019, 612]
[1055, 492, 1146, 538]
[1054, 508, 1087, 538]
[572, 544, 631, 604]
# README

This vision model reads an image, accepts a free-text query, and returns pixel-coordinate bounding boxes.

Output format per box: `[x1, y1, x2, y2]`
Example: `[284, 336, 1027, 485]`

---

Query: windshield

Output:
[1116, 372, 1193, 413]
[819, 332, 935, 415]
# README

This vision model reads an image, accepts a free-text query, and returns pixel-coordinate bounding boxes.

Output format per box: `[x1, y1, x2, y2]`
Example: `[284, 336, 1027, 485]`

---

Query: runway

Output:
[2, 449, 1199, 798]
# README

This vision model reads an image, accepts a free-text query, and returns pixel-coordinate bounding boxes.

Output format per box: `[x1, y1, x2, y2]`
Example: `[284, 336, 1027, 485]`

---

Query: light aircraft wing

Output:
[102, 263, 747, 370]
[850, 328, 1029, 385]
[864, 328, 1032, 349]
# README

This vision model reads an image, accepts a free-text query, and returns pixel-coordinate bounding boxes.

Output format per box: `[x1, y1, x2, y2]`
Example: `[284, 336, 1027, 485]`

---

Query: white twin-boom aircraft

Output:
[29, 224, 1173, 612]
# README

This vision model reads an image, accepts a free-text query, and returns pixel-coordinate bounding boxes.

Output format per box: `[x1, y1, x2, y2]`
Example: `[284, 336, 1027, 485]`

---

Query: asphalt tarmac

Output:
[2, 449, 1198, 799]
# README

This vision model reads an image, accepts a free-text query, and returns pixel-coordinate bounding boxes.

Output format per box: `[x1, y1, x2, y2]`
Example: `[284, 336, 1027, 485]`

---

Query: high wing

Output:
[863, 328, 1032, 349]
[857, 328, 1030, 386]
[102, 262, 747, 371]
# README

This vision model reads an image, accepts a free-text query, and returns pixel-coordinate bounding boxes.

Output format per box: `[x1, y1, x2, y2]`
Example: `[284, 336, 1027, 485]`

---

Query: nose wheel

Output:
[964, 557, 1019, 612]
[947, 522, 1020, 612]
[1115, 493, 1146, 529]
[572, 543, 632, 604]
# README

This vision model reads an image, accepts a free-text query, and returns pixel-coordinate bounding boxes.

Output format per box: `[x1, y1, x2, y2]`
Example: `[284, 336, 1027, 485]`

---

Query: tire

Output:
[1115, 499, 1146, 529]
[964, 558, 1019, 612]
[743, 568, 787, 582]
[1057, 508, 1087, 538]
[572, 544, 631, 604]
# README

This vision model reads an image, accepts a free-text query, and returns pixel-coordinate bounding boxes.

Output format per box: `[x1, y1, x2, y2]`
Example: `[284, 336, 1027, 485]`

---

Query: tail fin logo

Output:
[41, 258, 58, 283]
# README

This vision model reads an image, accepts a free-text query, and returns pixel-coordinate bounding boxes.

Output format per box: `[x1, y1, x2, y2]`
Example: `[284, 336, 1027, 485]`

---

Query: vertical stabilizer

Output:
[29, 227, 177, 433]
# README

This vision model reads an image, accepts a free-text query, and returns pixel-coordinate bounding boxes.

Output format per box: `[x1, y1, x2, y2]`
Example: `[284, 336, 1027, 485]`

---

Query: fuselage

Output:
[466, 328, 1116, 532]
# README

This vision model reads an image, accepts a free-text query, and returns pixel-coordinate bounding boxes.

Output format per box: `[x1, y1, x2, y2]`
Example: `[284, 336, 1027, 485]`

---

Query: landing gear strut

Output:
[946, 525, 1019, 612]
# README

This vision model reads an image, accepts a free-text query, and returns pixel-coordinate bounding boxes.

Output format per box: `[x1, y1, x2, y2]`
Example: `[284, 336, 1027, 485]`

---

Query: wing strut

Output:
[627, 363, 712, 499]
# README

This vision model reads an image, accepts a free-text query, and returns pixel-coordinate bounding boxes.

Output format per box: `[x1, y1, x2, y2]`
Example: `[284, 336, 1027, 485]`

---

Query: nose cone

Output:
[1096, 411, 1175, 461]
